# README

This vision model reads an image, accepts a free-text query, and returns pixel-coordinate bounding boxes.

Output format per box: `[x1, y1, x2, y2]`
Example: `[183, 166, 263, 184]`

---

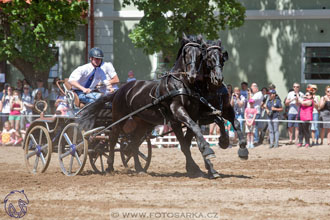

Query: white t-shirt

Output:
[248, 91, 263, 114]
[69, 62, 118, 93]
[1, 95, 11, 114]
[286, 91, 304, 114]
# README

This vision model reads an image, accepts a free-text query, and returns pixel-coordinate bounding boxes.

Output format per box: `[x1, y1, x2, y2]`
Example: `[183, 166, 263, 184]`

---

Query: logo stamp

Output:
[4, 190, 29, 218]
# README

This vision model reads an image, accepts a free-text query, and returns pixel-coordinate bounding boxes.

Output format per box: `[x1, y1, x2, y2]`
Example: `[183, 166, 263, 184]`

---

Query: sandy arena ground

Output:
[0, 141, 330, 220]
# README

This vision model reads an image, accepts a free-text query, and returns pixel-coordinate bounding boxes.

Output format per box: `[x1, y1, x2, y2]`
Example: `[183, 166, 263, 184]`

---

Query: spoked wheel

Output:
[88, 140, 110, 174]
[24, 125, 52, 174]
[120, 137, 152, 172]
[58, 123, 88, 176]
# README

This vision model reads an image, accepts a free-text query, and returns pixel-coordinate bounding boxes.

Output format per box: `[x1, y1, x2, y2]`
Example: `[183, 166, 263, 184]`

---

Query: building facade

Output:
[6, 0, 330, 98]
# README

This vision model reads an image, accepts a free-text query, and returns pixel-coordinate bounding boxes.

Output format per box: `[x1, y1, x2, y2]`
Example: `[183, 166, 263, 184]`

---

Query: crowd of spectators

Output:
[210, 81, 330, 149]
[0, 78, 62, 146]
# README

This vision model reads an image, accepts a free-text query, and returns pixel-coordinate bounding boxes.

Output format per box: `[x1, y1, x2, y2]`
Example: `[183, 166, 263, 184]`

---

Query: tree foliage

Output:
[122, 0, 246, 59]
[0, 0, 88, 85]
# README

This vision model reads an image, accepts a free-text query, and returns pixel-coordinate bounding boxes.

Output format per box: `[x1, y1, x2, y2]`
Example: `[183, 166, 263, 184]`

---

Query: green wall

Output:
[113, 20, 153, 82]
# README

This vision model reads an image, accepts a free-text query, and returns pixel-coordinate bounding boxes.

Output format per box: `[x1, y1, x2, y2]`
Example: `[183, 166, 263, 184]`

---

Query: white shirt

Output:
[286, 91, 304, 114]
[248, 91, 263, 114]
[69, 62, 118, 93]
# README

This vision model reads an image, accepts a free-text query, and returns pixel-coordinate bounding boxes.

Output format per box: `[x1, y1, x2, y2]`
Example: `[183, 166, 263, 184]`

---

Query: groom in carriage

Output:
[68, 47, 120, 104]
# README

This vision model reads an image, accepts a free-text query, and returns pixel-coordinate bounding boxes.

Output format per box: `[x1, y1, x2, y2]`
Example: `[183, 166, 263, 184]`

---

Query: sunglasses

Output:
[293, 86, 300, 88]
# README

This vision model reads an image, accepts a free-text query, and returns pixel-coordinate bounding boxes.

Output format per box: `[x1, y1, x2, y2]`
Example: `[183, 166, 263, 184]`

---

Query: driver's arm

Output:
[68, 81, 90, 94]
[108, 75, 119, 86]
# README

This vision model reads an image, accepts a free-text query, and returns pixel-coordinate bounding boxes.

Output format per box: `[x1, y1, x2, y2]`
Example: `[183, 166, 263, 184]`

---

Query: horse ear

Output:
[182, 32, 189, 41]
[197, 34, 203, 43]
[216, 39, 222, 47]
[223, 51, 229, 61]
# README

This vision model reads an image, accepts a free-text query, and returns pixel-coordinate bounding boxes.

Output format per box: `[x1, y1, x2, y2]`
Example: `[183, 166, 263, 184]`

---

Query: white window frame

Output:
[301, 42, 330, 84]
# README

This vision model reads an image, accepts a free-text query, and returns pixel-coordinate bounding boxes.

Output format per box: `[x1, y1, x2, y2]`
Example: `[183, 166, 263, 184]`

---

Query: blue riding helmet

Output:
[89, 47, 104, 59]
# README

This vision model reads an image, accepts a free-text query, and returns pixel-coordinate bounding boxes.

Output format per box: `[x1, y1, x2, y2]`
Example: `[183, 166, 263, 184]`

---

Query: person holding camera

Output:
[285, 83, 304, 145]
[0, 84, 13, 129]
[230, 87, 246, 132]
[265, 89, 283, 148]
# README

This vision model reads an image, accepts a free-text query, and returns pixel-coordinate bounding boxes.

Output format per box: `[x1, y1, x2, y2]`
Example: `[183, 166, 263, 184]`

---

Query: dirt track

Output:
[1, 143, 330, 220]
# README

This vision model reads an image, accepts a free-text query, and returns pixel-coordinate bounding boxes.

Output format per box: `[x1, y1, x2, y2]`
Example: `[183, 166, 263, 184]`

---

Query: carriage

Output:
[23, 79, 152, 176]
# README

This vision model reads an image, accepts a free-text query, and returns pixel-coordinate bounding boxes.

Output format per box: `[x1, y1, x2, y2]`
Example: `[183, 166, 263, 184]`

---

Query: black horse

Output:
[168, 39, 248, 178]
[181, 39, 248, 160]
[78, 34, 221, 178]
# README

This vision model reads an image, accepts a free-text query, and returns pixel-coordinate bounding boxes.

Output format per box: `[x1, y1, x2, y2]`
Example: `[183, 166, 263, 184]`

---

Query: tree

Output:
[0, 0, 88, 86]
[122, 0, 246, 60]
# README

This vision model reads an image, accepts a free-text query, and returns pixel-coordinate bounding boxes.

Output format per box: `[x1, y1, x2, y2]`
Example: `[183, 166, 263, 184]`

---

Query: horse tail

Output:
[77, 92, 116, 130]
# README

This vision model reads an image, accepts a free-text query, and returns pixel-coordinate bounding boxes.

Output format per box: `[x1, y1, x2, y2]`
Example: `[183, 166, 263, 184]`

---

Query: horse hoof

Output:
[238, 148, 249, 160]
[209, 172, 221, 179]
[187, 171, 204, 178]
[202, 147, 216, 159]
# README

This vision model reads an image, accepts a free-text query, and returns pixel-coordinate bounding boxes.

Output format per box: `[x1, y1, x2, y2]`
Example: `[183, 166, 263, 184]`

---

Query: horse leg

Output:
[233, 118, 249, 160]
[214, 116, 229, 149]
[203, 158, 220, 179]
[172, 106, 215, 159]
[171, 122, 203, 177]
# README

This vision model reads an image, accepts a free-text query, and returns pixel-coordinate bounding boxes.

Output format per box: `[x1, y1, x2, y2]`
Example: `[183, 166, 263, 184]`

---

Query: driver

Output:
[68, 47, 119, 104]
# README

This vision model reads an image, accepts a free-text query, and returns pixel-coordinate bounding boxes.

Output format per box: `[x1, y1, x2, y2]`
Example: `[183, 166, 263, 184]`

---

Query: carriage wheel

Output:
[58, 123, 88, 176]
[88, 140, 110, 174]
[120, 137, 152, 172]
[24, 125, 52, 174]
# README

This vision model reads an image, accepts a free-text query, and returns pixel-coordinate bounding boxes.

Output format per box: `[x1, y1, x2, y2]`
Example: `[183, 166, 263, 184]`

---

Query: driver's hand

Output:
[83, 88, 91, 94]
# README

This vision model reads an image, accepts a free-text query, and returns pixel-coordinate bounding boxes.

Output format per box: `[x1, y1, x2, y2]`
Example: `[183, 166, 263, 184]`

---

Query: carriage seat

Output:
[63, 79, 85, 109]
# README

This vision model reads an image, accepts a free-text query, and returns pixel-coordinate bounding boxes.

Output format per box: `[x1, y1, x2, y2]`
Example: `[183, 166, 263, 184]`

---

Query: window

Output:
[301, 43, 330, 84]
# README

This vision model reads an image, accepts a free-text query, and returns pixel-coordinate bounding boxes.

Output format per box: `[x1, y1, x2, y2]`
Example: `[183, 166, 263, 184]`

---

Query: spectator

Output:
[297, 91, 314, 148]
[319, 86, 330, 145]
[227, 84, 233, 99]
[248, 83, 264, 145]
[16, 79, 23, 94]
[55, 91, 70, 116]
[224, 119, 235, 148]
[1, 84, 13, 128]
[285, 83, 304, 145]
[33, 89, 48, 115]
[20, 85, 34, 130]
[307, 84, 320, 146]
[31, 79, 49, 100]
[9, 90, 23, 132]
[127, 70, 136, 82]
[259, 83, 279, 144]
[245, 99, 257, 148]
[0, 121, 20, 146]
[240, 81, 248, 100]
[49, 77, 61, 114]
[265, 89, 283, 148]
[230, 86, 245, 132]
[22, 78, 32, 92]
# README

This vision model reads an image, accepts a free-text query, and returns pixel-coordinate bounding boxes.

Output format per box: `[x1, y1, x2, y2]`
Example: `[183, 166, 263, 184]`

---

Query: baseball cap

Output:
[248, 99, 255, 104]
[269, 89, 276, 94]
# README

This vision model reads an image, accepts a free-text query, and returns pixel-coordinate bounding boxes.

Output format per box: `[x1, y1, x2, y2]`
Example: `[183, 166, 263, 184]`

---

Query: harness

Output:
[150, 72, 200, 122]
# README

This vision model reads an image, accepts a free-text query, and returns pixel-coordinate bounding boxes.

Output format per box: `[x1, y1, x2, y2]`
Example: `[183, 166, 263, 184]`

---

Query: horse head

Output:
[177, 33, 204, 84]
[203, 39, 229, 87]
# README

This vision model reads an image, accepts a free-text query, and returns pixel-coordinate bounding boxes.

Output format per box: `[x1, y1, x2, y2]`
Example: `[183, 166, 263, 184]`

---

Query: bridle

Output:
[182, 42, 203, 73]
[206, 45, 223, 71]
